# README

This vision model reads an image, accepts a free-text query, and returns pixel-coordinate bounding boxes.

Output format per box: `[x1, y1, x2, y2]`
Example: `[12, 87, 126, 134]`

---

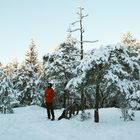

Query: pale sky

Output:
[0, 0, 140, 64]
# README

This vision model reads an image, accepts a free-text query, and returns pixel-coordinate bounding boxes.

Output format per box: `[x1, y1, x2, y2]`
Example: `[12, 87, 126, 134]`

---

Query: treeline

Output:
[0, 34, 140, 116]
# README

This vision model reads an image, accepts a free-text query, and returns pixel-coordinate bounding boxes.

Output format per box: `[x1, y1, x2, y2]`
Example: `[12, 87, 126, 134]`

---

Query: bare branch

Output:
[69, 28, 81, 33]
[71, 20, 80, 25]
[81, 14, 88, 19]
[79, 40, 99, 43]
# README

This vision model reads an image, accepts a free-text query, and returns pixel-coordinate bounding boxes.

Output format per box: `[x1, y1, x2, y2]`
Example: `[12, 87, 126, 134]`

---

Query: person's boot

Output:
[51, 116, 55, 121]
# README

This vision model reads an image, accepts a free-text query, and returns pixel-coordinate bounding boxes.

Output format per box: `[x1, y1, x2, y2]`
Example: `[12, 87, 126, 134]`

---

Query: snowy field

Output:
[0, 106, 140, 140]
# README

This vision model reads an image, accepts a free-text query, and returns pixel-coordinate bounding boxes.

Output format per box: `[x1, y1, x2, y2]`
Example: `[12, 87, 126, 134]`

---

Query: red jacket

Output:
[44, 87, 55, 103]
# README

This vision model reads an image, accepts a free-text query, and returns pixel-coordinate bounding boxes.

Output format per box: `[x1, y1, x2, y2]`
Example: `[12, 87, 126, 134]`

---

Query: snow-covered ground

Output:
[0, 106, 140, 140]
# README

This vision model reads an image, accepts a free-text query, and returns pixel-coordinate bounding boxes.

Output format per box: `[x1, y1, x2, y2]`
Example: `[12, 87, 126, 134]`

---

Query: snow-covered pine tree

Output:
[127, 46, 140, 110]
[100, 43, 140, 112]
[43, 35, 81, 108]
[121, 32, 140, 48]
[18, 40, 43, 106]
[66, 44, 140, 122]
[7, 59, 23, 107]
[0, 65, 14, 114]
[25, 40, 41, 73]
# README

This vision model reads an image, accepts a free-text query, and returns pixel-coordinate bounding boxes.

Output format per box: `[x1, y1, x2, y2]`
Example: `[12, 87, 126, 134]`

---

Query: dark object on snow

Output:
[46, 102, 55, 120]
[58, 102, 79, 120]
[58, 109, 66, 120]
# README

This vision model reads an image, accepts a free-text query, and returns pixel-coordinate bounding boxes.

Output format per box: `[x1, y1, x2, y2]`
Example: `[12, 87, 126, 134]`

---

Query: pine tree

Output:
[66, 44, 140, 122]
[121, 32, 140, 48]
[25, 40, 41, 73]
[18, 40, 43, 106]
[43, 35, 81, 108]
[0, 68, 14, 113]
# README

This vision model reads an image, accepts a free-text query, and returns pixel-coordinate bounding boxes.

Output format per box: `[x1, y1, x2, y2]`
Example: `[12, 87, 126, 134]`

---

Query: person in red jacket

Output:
[44, 83, 56, 120]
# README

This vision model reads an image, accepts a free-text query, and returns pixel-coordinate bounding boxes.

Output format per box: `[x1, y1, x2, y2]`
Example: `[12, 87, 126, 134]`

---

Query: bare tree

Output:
[68, 7, 98, 111]
[68, 7, 98, 59]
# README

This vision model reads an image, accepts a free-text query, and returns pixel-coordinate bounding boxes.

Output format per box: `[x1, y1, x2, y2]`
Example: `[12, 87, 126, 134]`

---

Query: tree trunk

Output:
[94, 84, 100, 122]
[62, 93, 67, 108]
[81, 89, 84, 111]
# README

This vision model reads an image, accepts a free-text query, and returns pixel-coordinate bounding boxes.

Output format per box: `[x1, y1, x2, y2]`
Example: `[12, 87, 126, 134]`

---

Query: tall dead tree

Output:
[68, 7, 98, 111]
[68, 7, 98, 59]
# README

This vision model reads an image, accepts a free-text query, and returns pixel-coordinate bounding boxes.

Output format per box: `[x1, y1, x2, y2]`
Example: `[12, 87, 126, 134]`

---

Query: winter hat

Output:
[48, 83, 53, 87]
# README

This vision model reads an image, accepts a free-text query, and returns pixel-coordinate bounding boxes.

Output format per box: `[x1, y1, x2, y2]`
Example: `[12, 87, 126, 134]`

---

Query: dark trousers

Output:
[46, 102, 55, 120]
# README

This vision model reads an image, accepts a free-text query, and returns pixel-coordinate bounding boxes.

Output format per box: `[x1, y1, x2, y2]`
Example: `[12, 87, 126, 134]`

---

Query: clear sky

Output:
[0, 0, 140, 64]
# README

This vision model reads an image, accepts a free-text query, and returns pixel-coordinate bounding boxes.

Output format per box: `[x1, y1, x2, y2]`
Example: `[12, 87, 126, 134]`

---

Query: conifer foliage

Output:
[0, 37, 140, 120]
[0, 40, 44, 113]
[19, 40, 43, 106]
[43, 35, 80, 108]
[66, 44, 140, 122]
